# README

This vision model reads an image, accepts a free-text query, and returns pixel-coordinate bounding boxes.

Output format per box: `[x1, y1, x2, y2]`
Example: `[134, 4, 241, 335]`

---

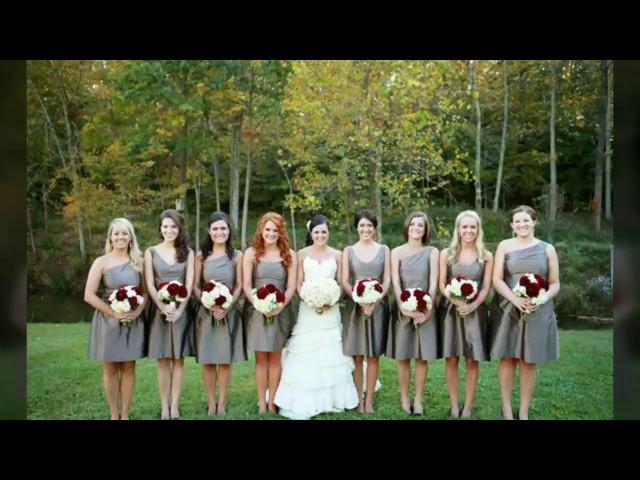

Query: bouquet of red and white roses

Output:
[300, 277, 342, 315]
[445, 275, 479, 319]
[108, 285, 145, 326]
[352, 278, 384, 321]
[252, 283, 285, 325]
[201, 280, 233, 327]
[399, 288, 433, 328]
[512, 273, 549, 322]
[157, 280, 189, 322]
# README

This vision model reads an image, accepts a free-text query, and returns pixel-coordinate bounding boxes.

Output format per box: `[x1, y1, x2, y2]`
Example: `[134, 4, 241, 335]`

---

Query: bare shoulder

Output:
[244, 247, 256, 258]
[440, 248, 449, 258]
[496, 239, 512, 254]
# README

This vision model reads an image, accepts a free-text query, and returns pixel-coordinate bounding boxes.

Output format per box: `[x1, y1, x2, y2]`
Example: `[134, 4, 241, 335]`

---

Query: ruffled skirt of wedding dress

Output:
[274, 303, 359, 419]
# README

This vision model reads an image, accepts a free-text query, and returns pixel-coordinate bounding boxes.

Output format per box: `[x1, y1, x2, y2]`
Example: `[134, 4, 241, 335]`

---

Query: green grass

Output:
[27, 323, 612, 420]
[0, 347, 25, 419]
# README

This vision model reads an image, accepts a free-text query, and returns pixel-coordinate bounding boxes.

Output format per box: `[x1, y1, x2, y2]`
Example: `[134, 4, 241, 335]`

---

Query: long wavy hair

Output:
[252, 212, 292, 268]
[159, 209, 189, 263]
[305, 214, 330, 247]
[200, 211, 235, 261]
[447, 210, 489, 265]
[104, 217, 144, 273]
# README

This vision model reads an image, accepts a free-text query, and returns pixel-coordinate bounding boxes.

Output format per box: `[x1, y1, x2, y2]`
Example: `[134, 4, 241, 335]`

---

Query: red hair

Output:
[252, 212, 292, 268]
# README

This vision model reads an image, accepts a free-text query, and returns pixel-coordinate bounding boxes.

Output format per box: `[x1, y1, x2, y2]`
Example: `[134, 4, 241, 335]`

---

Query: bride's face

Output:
[311, 223, 329, 246]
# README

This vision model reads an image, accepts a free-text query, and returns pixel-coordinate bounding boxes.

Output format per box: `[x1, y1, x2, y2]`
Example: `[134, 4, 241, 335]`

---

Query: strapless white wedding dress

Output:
[274, 256, 359, 419]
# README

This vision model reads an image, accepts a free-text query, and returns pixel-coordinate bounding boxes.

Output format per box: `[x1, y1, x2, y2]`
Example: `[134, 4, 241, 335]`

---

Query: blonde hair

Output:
[447, 210, 489, 265]
[104, 218, 144, 273]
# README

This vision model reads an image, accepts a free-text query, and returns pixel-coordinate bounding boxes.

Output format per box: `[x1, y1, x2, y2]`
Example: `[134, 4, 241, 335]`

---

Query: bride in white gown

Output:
[274, 215, 359, 419]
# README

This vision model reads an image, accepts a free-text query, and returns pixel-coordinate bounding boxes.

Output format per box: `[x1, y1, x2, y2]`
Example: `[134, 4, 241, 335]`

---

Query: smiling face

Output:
[209, 219, 229, 245]
[262, 220, 280, 246]
[160, 217, 179, 242]
[511, 211, 535, 238]
[311, 223, 329, 247]
[357, 218, 375, 241]
[110, 223, 132, 250]
[407, 216, 426, 242]
[458, 215, 478, 244]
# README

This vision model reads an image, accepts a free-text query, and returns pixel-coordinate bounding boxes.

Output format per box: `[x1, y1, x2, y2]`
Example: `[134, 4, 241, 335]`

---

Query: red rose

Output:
[461, 283, 474, 297]
[257, 286, 268, 300]
[373, 283, 383, 294]
[203, 282, 215, 292]
[456, 275, 465, 282]
[178, 285, 188, 298]
[134, 287, 143, 296]
[158, 282, 168, 290]
[519, 275, 531, 287]
[414, 289, 426, 300]
[417, 299, 427, 312]
[128, 296, 138, 308]
[534, 274, 548, 290]
[275, 290, 285, 303]
[215, 295, 227, 306]
[400, 290, 411, 302]
[526, 282, 540, 298]
[356, 283, 365, 297]
[265, 283, 277, 294]
[116, 288, 127, 301]
[167, 283, 181, 296]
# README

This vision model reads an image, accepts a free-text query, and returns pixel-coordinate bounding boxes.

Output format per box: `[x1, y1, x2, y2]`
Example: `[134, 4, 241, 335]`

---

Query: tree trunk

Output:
[493, 61, 509, 212]
[471, 61, 482, 211]
[605, 61, 613, 221]
[27, 200, 36, 255]
[549, 61, 558, 223]
[592, 60, 608, 232]
[229, 114, 243, 236]
[181, 118, 189, 222]
[42, 189, 48, 235]
[194, 166, 201, 253]
[241, 134, 252, 250]
[375, 146, 383, 242]
[206, 118, 221, 212]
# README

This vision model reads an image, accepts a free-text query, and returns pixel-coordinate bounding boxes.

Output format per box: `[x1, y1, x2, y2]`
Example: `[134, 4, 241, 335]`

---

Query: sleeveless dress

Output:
[147, 248, 195, 359]
[88, 261, 146, 362]
[438, 258, 490, 361]
[387, 247, 440, 361]
[243, 260, 295, 352]
[342, 245, 390, 357]
[194, 250, 247, 364]
[490, 242, 559, 364]
[274, 256, 359, 419]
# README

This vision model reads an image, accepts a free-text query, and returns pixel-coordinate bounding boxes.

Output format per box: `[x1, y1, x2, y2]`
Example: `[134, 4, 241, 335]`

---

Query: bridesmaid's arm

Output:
[231, 252, 244, 306]
[284, 249, 297, 305]
[83, 257, 117, 317]
[390, 248, 403, 302]
[492, 241, 529, 314]
[381, 245, 392, 296]
[424, 247, 439, 320]
[144, 248, 164, 311]
[545, 244, 560, 300]
[242, 247, 256, 305]
[438, 249, 449, 298]
[192, 252, 204, 302]
[341, 247, 352, 298]
[296, 249, 306, 297]
[176, 249, 195, 317]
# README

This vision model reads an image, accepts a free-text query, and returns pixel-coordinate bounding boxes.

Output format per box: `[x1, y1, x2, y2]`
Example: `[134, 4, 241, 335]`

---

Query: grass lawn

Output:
[27, 324, 612, 420]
